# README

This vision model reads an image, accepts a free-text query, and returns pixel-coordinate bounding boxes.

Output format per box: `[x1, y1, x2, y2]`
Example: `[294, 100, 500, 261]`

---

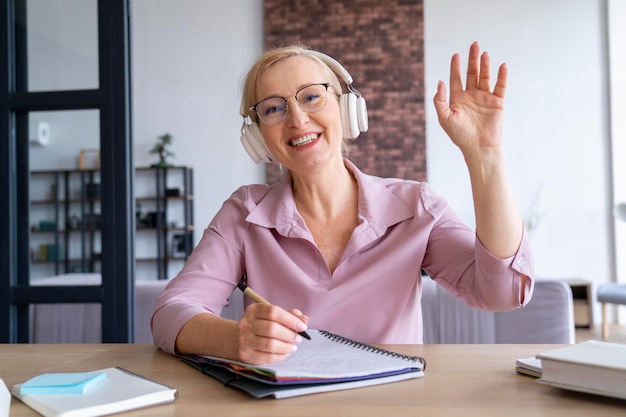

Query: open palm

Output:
[433, 42, 507, 155]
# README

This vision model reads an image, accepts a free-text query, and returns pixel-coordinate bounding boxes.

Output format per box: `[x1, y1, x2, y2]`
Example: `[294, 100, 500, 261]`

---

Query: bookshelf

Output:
[29, 166, 194, 280]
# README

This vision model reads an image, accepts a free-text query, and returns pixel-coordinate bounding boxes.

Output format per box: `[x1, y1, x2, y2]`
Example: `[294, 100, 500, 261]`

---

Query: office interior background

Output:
[21, 0, 626, 328]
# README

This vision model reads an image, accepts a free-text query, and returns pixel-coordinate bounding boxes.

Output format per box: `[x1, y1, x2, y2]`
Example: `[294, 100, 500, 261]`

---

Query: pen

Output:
[237, 282, 311, 340]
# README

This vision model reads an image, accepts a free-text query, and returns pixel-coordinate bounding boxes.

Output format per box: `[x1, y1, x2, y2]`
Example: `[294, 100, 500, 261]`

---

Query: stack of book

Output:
[39, 243, 64, 261]
[532, 340, 626, 400]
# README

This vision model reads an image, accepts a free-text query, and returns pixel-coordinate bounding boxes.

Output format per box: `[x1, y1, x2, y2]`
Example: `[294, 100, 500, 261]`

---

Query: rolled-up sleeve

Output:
[420, 181, 534, 312]
[471, 230, 535, 310]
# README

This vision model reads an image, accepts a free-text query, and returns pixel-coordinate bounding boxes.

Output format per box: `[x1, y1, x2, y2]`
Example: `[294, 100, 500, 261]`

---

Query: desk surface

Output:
[2, 344, 624, 416]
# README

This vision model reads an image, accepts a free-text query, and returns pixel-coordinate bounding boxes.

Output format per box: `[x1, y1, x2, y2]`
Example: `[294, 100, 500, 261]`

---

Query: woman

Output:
[151, 42, 534, 365]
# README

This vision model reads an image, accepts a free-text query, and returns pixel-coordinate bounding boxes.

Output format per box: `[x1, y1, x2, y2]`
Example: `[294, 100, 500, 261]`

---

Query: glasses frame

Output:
[250, 83, 332, 125]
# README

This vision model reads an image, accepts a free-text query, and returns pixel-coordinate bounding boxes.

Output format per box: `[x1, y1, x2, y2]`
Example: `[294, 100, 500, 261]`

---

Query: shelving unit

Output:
[29, 166, 194, 280]
[135, 166, 194, 280]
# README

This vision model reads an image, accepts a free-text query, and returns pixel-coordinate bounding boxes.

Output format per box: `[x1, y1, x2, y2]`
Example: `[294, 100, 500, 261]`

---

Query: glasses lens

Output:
[256, 98, 287, 125]
[297, 84, 328, 112]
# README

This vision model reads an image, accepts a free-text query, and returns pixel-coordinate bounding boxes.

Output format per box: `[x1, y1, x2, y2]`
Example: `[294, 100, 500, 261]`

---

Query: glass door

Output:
[0, 0, 134, 342]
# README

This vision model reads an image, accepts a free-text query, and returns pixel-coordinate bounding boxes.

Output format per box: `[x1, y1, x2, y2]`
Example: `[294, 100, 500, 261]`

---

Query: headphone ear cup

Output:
[240, 128, 263, 164]
[340, 93, 360, 139]
[356, 96, 368, 133]
[340, 93, 369, 139]
[240, 122, 275, 163]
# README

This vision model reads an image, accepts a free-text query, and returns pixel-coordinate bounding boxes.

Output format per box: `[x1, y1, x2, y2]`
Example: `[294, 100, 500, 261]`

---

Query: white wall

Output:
[424, 0, 616, 324]
[131, 0, 266, 249]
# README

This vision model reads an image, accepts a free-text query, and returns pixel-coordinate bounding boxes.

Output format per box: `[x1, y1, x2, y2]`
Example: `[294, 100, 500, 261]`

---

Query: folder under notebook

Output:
[181, 329, 425, 399]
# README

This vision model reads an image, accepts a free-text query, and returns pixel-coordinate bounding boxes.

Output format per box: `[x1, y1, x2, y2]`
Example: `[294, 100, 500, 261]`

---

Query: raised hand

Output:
[433, 42, 507, 157]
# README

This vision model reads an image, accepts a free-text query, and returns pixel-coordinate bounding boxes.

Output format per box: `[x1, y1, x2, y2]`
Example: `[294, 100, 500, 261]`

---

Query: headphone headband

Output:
[307, 51, 354, 85]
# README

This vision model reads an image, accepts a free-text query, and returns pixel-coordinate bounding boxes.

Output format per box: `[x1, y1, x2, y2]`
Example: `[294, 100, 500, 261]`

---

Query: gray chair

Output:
[422, 278, 575, 344]
[597, 283, 626, 340]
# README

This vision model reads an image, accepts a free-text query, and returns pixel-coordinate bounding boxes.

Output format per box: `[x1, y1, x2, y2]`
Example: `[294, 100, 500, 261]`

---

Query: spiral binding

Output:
[318, 330, 427, 369]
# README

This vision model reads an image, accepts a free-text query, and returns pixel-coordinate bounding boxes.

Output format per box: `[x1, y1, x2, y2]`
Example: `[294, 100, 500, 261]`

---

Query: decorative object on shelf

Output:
[150, 133, 175, 167]
[29, 121, 51, 147]
[38, 220, 57, 231]
[85, 182, 101, 199]
[144, 211, 165, 228]
[67, 215, 80, 230]
[165, 187, 184, 197]
[171, 233, 192, 258]
[78, 149, 101, 170]
[39, 243, 63, 261]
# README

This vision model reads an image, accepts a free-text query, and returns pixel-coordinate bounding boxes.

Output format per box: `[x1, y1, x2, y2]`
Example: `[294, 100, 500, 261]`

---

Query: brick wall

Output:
[263, 0, 425, 184]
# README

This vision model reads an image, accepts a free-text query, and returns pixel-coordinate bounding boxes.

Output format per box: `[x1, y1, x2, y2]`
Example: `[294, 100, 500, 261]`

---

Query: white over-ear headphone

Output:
[240, 51, 368, 164]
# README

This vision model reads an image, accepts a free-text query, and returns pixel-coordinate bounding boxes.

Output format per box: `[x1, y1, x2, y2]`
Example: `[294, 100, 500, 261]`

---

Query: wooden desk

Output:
[2, 344, 624, 416]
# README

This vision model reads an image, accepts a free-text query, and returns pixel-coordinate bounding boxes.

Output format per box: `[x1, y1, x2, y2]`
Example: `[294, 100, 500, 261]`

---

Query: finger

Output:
[238, 331, 297, 365]
[290, 309, 310, 325]
[493, 63, 507, 99]
[250, 330, 300, 353]
[249, 304, 305, 342]
[449, 53, 464, 96]
[433, 80, 451, 122]
[465, 41, 481, 90]
[478, 51, 491, 91]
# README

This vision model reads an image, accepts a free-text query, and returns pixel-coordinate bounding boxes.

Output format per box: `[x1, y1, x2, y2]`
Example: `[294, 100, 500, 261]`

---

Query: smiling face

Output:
[255, 56, 345, 175]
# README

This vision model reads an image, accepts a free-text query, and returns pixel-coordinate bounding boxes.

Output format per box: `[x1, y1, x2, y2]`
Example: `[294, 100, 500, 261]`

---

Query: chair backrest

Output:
[422, 277, 497, 343]
[494, 279, 575, 343]
[422, 277, 575, 344]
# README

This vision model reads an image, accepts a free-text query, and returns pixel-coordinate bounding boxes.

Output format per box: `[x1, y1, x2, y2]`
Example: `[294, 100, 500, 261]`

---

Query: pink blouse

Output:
[151, 160, 534, 353]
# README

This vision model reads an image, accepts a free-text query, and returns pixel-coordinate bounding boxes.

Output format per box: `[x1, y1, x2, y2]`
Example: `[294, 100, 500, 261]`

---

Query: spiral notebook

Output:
[182, 329, 426, 399]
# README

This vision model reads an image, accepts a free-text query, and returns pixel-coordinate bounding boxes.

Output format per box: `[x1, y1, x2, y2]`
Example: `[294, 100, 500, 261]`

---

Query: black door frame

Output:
[0, 0, 135, 342]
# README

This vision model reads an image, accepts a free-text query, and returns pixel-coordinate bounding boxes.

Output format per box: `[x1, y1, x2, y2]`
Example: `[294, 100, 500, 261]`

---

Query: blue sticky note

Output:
[20, 371, 107, 395]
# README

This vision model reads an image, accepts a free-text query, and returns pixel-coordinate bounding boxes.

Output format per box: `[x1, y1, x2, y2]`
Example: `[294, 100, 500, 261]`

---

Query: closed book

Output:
[12, 367, 177, 417]
[536, 340, 626, 400]
[1, 378, 10, 417]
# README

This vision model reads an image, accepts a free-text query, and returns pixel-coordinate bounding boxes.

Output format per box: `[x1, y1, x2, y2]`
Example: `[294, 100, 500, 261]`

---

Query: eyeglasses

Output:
[250, 83, 332, 125]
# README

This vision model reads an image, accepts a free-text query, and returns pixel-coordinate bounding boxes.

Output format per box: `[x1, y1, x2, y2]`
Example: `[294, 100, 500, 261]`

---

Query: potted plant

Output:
[150, 133, 175, 167]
